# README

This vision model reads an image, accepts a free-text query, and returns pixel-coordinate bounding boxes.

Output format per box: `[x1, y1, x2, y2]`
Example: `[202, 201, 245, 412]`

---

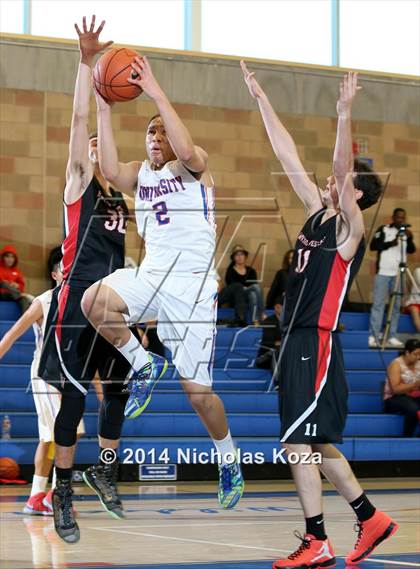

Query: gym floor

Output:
[1, 478, 419, 569]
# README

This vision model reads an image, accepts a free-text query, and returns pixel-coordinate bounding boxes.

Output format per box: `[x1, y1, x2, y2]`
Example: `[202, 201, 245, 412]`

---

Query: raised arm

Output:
[240, 61, 321, 214]
[128, 56, 207, 174]
[333, 72, 364, 260]
[95, 91, 141, 193]
[65, 16, 113, 204]
[0, 299, 43, 360]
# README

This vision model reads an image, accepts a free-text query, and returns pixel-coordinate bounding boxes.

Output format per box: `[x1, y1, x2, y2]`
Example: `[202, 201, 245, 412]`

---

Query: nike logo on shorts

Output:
[301, 356, 311, 361]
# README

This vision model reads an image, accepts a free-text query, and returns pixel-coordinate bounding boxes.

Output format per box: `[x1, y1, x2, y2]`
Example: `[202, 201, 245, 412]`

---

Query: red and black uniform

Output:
[279, 208, 365, 443]
[39, 177, 131, 396]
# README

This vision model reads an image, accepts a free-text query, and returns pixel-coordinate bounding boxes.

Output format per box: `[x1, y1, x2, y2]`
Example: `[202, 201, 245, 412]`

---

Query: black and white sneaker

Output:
[83, 464, 124, 519]
[52, 479, 80, 543]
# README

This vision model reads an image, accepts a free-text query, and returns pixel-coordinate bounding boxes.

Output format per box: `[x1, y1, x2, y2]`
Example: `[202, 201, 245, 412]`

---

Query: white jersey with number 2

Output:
[135, 159, 216, 275]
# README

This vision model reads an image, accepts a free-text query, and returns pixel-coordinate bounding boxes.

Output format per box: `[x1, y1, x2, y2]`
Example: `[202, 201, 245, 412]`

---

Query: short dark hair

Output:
[393, 208, 406, 217]
[404, 338, 420, 354]
[273, 296, 283, 306]
[354, 159, 382, 211]
[89, 131, 98, 140]
[47, 246, 62, 274]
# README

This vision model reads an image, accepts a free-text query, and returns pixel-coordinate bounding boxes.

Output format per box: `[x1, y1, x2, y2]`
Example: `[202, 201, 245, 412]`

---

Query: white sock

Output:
[31, 474, 48, 496]
[117, 331, 149, 372]
[213, 431, 236, 465]
[52, 467, 56, 490]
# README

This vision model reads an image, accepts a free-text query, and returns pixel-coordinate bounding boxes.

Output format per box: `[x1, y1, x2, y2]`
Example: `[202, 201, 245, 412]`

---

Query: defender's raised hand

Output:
[75, 15, 113, 66]
[240, 60, 265, 99]
[128, 56, 165, 101]
[337, 71, 361, 117]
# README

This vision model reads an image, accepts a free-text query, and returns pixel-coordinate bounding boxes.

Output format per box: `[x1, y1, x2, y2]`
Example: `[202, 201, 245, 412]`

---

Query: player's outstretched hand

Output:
[75, 15, 113, 66]
[337, 71, 361, 117]
[128, 56, 164, 101]
[240, 60, 265, 99]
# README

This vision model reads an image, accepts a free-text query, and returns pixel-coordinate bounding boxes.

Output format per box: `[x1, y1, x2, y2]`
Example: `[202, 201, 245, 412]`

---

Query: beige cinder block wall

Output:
[0, 35, 419, 300]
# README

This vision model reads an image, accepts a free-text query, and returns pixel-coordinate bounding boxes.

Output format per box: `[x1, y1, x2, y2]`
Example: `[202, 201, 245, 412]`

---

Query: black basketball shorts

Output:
[38, 282, 132, 397]
[278, 328, 348, 444]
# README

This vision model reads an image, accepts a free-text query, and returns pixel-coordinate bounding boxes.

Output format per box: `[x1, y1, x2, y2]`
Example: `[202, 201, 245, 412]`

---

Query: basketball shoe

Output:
[218, 454, 244, 509]
[273, 532, 336, 569]
[83, 462, 124, 519]
[52, 479, 79, 543]
[124, 352, 168, 419]
[23, 492, 52, 516]
[346, 510, 398, 565]
[43, 489, 53, 511]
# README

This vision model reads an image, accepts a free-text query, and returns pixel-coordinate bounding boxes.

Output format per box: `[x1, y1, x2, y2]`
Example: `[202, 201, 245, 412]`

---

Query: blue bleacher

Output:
[0, 299, 418, 464]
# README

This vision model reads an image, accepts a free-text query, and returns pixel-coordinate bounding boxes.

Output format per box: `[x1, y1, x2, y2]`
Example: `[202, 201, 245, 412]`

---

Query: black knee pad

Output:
[54, 394, 86, 447]
[98, 383, 128, 440]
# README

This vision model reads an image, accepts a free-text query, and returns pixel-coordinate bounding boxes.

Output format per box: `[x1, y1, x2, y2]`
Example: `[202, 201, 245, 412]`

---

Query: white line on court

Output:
[89, 526, 290, 554]
[364, 560, 420, 567]
[89, 521, 299, 530]
[87, 525, 420, 566]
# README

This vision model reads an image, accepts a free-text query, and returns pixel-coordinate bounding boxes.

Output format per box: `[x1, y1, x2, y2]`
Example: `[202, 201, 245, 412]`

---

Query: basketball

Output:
[0, 457, 20, 480]
[93, 48, 143, 103]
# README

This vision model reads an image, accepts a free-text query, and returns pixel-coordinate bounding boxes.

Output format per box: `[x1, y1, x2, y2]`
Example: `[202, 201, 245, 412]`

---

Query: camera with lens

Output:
[397, 224, 411, 236]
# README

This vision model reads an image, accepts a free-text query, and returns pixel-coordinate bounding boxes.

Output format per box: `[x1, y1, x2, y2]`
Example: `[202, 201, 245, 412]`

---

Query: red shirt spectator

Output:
[0, 245, 25, 295]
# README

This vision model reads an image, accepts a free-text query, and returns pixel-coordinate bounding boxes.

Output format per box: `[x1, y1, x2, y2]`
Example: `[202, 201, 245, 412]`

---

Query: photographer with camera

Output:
[369, 208, 416, 348]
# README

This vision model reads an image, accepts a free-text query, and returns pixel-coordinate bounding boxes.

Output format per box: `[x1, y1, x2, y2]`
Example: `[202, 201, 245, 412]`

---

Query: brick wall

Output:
[0, 87, 419, 301]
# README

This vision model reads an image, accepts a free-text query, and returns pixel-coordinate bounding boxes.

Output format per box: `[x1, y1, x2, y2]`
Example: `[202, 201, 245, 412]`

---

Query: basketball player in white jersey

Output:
[82, 55, 244, 509]
[0, 257, 85, 515]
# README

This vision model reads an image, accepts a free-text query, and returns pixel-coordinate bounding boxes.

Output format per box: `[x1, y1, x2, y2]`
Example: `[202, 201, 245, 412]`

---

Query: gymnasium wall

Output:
[0, 35, 419, 298]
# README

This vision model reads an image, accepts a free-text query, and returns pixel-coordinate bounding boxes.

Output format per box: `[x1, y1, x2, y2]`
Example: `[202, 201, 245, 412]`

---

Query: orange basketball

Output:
[93, 48, 143, 103]
[0, 457, 20, 480]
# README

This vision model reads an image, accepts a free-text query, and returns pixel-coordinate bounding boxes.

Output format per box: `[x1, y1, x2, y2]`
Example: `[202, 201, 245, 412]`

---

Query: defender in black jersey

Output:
[279, 210, 365, 445]
[242, 65, 398, 567]
[38, 17, 132, 544]
[39, 173, 130, 392]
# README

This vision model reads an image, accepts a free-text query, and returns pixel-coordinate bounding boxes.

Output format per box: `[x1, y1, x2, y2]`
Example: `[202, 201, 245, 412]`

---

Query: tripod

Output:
[381, 230, 418, 349]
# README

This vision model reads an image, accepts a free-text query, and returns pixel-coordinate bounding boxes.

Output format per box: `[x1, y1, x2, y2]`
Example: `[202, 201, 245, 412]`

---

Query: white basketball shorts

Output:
[31, 375, 85, 442]
[100, 268, 218, 387]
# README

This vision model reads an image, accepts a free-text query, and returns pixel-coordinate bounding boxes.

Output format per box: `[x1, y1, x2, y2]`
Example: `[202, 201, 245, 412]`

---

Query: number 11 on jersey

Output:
[304, 423, 317, 436]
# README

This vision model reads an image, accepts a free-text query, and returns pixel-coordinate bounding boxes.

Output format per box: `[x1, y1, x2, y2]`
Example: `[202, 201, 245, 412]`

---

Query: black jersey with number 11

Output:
[283, 208, 365, 332]
[61, 176, 128, 284]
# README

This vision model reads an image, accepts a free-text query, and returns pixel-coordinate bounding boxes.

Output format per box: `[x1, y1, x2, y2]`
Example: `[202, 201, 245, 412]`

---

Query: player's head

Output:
[51, 261, 63, 286]
[402, 338, 420, 363]
[88, 132, 98, 164]
[146, 115, 176, 167]
[48, 247, 63, 286]
[324, 160, 382, 211]
[353, 160, 383, 210]
[230, 245, 249, 266]
[392, 207, 406, 227]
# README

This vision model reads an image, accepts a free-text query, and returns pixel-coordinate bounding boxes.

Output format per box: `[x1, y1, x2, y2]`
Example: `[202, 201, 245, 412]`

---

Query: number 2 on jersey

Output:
[153, 201, 170, 225]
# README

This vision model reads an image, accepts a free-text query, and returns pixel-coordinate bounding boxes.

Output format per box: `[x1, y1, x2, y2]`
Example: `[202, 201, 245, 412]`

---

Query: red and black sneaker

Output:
[346, 510, 398, 565]
[273, 532, 336, 569]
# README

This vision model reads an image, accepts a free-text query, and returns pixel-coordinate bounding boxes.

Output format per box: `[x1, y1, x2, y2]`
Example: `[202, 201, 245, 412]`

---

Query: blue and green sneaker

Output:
[218, 454, 244, 509]
[124, 352, 168, 419]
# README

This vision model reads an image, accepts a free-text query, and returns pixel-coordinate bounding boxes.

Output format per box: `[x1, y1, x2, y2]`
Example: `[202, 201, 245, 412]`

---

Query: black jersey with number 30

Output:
[61, 176, 128, 283]
[283, 208, 365, 331]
